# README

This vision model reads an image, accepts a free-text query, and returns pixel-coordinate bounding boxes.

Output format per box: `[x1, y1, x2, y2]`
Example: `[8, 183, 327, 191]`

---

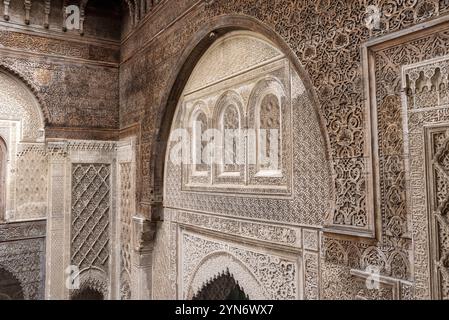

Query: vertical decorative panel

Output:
[192, 111, 208, 174]
[258, 93, 281, 173]
[71, 164, 111, 274]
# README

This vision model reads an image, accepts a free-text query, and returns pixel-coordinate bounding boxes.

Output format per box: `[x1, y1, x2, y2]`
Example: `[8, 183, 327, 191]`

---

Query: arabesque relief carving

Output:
[403, 54, 449, 299]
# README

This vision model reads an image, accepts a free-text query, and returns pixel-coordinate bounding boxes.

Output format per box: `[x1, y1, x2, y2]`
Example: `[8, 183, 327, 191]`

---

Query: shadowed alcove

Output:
[193, 270, 249, 301]
[0, 136, 6, 221]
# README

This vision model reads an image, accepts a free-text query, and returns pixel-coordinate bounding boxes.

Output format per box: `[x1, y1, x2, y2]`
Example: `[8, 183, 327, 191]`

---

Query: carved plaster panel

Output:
[44, 140, 118, 300]
[174, 210, 302, 248]
[0, 220, 46, 300]
[0, 69, 44, 142]
[71, 163, 111, 274]
[164, 31, 331, 228]
[0, 70, 47, 223]
[116, 138, 136, 300]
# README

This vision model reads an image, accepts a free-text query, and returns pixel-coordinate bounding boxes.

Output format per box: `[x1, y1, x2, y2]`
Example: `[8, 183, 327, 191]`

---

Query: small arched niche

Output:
[193, 270, 249, 300]
[186, 251, 268, 300]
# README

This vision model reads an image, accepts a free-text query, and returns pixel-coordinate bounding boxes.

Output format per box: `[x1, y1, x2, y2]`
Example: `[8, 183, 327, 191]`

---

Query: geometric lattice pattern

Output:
[119, 162, 132, 300]
[71, 164, 111, 273]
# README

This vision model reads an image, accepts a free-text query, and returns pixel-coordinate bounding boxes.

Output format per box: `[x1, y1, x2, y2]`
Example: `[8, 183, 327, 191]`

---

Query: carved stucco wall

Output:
[402, 55, 449, 300]
[0, 69, 44, 142]
[0, 68, 48, 300]
[0, 0, 122, 40]
[71, 162, 112, 293]
[45, 140, 120, 300]
[0, 9, 120, 140]
[158, 209, 322, 300]
[164, 32, 331, 225]
[0, 70, 47, 222]
[42, 137, 139, 300]
[0, 55, 119, 134]
[116, 138, 137, 300]
[0, 63, 134, 299]
[182, 233, 292, 300]
[3, 0, 449, 301]
[153, 31, 330, 300]
[118, 0, 449, 300]
[0, 2, 128, 298]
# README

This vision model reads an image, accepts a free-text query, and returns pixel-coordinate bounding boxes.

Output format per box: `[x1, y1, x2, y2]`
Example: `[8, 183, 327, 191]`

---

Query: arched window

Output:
[192, 110, 209, 174]
[257, 93, 282, 174]
[221, 104, 241, 174]
[0, 136, 6, 221]
[193, 270, 249, 300]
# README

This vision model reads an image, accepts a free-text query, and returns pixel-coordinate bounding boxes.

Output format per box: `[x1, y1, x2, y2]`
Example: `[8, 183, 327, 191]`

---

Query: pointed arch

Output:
[0, 266, 24, 300]
[70, 268, 108, 300]
[0, 64, 49, 126]
[186, 251, 268, 300]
